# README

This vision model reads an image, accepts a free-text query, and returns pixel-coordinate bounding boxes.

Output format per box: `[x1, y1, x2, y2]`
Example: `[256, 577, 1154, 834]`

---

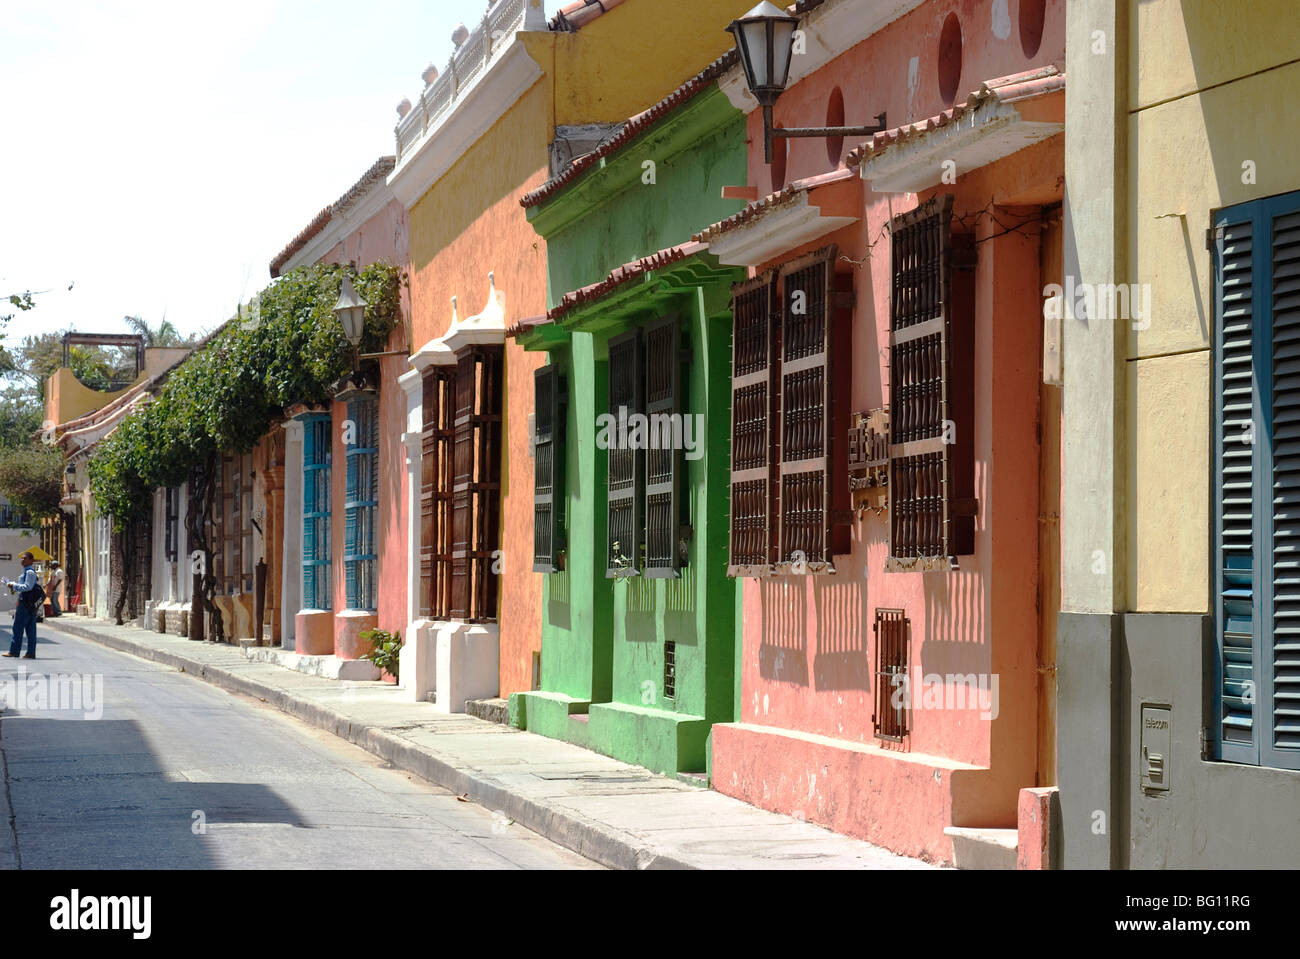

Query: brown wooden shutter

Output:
[606, 329, 643, 577]
[777, 245, 841, 572]
[885, 194, 976, 571]
[644, 315, 683, 576]
[448, 346, 502, 622]
[421, 366, 456, 618]
[728, 273, 777, 576]
[872, 607, 910, 741]
[533, 364, 563, 572]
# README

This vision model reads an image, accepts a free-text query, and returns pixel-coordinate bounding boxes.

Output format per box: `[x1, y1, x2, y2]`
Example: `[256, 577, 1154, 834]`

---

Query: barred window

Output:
[727, 247, 851, 575]
[885, 194, 977, 571]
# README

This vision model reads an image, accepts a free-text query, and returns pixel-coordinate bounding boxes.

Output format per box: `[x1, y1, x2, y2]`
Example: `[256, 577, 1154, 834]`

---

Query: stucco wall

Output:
[733, 0, 1063, 779]
[1126, 0, 1300, 611]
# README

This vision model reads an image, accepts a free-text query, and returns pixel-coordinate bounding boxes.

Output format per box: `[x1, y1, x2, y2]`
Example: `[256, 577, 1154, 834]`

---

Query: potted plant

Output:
[359, 628, 401, 684]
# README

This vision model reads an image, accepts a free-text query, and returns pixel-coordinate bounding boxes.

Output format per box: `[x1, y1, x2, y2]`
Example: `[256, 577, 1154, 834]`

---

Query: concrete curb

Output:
[46, 620, 693, 870]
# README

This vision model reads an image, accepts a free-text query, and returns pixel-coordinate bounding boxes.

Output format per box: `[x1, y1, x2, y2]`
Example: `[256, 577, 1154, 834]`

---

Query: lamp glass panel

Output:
[741, 19, 771, 88]
[771, 20, 796, 89]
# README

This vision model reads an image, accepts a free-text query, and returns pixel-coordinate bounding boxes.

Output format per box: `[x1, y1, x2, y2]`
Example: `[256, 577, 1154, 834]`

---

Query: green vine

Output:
[88, 262, 402, 531]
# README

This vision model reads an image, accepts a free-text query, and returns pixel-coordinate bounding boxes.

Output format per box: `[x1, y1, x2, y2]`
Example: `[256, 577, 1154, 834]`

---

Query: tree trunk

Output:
[185, 457, 224, 643]
[113, 519, 134, 626]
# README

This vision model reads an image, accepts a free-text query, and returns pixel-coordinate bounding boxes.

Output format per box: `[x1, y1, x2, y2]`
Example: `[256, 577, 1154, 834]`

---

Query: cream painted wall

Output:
[1126, 3, 1300, 611]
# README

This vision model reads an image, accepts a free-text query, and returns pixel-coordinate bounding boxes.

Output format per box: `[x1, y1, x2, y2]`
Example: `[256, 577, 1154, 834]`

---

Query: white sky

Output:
[0, 1, 481, 343]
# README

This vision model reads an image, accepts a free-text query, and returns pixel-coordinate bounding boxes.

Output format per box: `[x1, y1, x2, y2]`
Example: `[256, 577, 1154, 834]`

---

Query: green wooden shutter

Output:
[777, 246, 838, 571]
[606, 329, 643, 577]
[728, 272, 777, 576]
[533, 364, 563, 572]
[644, 315, 683, 577]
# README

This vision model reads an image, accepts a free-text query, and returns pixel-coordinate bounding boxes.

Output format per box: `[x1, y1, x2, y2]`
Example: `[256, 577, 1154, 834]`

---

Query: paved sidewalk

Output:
[39, 616, 935, 870]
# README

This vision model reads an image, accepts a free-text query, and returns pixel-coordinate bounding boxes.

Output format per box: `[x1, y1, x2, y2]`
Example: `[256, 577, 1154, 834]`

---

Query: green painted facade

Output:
[510, 83, 747, 777]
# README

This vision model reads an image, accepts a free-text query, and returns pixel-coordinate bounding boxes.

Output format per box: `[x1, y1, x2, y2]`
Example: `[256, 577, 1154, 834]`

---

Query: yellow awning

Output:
[19, 545, 53, 562]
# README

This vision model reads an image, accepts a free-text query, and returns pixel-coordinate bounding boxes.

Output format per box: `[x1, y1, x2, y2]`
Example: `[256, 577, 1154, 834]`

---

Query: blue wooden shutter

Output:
[1214, 189, 1300, 771]
[1214, 208, 1258, 762]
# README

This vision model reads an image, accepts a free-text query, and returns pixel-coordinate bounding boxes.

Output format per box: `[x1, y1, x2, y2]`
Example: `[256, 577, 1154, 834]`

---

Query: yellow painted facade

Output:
[1126, 0, 1300, 610]
[44, 366, 145, 426]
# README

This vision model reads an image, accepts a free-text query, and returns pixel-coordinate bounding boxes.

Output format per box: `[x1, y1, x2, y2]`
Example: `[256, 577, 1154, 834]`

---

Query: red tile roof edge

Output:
[269, 155, 397, 277]
[509, 241, 706, 334]
[845, 65, 1064, 168]
[549, 0, 628, 32]
[519, 48, 739, 209]
[692, 167, 857, 244]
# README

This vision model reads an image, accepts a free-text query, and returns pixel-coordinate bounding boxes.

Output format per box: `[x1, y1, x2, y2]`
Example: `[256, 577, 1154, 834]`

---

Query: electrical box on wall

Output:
[1141, 704, 1172, 793]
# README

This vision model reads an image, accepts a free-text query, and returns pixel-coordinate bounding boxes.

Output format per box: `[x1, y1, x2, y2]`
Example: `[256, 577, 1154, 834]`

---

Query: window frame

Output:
[344, 394, 379, 612]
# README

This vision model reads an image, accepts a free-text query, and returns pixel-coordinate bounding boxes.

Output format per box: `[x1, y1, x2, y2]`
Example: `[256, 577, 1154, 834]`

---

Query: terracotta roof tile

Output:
[693, 167, 856, 244]
[269, 155, 397, 277]
[509, 241, 706, 334]
[520, 49, 739, 209]
[549, 0, 628, 32]
[845, 65, 1064, 168]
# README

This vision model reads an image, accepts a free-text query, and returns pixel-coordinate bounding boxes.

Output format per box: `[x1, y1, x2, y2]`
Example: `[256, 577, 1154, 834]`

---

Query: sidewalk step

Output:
[466, 697, 509, 724]
[944, 826, 1018, 870]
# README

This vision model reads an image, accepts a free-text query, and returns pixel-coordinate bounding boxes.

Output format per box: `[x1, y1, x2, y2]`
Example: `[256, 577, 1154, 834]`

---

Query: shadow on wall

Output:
[812, 575, 871, 691]
[758, 579, 809, 686]
[547, 568, 571, 630]
[920, 563, 988, 676]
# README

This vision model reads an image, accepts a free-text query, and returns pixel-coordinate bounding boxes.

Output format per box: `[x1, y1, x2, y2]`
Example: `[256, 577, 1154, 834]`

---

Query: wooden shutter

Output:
[1213, 191, 1300, 771]
[728, 273, 777, 576]
[872, 607, 909, 742]
[448, 346, 502, 622]
[1214, 210, 1256, 761]
[644, 315, 683, 576]
[533, 364, 564, 572]
[421, 368, 456, 619]
[1268, 201, 1300, 764]
[606, 329, 643, 577]
[885, 194, 976, 571]
[777, 246, 840, 571]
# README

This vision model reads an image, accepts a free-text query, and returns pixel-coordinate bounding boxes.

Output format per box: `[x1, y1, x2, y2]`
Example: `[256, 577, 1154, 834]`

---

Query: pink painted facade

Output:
[320, 196, 412, 652]
[270, 164, 412, 659]
[709, 0, 1066, 864]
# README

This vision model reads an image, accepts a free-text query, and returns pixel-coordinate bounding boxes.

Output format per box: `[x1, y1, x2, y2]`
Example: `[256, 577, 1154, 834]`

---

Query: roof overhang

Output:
[389, 35, 543, 210]
[855, 70, 1065, 194]
[696, 169, 861, 268]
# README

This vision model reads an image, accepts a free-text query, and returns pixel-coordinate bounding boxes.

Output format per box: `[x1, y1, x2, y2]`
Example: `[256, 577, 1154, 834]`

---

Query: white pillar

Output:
[282, 419, 304, 650]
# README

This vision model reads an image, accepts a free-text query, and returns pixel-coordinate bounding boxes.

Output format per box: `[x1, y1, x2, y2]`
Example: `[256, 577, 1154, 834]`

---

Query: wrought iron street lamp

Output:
[332, 273, 409, 377]
[727, 1, 889, 163]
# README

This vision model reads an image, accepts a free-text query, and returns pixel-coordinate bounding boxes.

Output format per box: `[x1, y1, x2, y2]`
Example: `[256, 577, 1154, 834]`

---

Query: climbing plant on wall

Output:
[87, 261, 403, 629]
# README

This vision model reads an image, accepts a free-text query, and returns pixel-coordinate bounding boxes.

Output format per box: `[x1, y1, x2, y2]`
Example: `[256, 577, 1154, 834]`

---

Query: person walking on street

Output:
[45, 561, 63, 617]
[4, 552, 43, 659]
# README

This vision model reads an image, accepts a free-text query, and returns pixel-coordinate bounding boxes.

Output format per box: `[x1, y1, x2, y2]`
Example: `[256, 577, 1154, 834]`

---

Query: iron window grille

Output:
[872, 607, 909, 742]
[727, 246, 852, 576]
[885, 194, 977, 571]
[663, 639, 677, 700]
[605, 316, 689, 578]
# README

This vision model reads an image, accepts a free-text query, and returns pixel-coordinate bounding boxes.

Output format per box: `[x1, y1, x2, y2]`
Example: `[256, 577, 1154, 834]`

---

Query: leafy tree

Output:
[0, 443, 64, 519]
[123, 315, 193, 349]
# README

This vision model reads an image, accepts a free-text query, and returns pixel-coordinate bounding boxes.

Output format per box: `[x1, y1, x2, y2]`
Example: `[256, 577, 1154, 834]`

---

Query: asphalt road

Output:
[0, 628, 599, 870]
